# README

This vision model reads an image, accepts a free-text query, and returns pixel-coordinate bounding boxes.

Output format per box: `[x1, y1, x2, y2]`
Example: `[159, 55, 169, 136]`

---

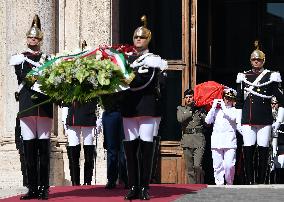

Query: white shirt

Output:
[205, 105, 237, 149]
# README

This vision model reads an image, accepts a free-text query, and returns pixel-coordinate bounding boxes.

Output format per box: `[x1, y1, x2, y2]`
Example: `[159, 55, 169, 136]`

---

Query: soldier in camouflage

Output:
[177, 89, 206, 184]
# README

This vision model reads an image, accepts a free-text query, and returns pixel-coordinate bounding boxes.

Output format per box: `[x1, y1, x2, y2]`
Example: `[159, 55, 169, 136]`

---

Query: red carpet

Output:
[1, 184, 207, 202]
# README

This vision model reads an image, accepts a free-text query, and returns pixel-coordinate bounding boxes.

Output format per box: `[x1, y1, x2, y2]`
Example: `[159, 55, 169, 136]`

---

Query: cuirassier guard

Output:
[9, 15, 53, 200]
[235, 41, 284, 184]
[121, 15, 167, 200]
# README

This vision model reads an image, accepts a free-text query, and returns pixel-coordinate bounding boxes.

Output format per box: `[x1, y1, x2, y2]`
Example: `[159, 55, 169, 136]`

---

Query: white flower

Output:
[87, 76, 99, 88]
[53, 75, 64, 87]
[95, 50, 103, 60]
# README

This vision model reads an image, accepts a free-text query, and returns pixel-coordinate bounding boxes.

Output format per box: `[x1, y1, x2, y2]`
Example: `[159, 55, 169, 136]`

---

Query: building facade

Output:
[2, 0, 284, 186]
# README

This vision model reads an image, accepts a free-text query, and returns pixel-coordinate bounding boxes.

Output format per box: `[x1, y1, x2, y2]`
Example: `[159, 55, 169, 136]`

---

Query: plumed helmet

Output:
[250, 40, 265, 62]
[133, 15, 152, 44]
[184, 89, 194, 97]
[223, 88, 237, 100]
[26, 14, 43, 39]
[271, 96, 278, 104]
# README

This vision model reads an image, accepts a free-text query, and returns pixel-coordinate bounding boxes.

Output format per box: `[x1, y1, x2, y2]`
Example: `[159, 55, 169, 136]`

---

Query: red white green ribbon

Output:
[27, 50, 87, 76]
[27, 47, 131, 80]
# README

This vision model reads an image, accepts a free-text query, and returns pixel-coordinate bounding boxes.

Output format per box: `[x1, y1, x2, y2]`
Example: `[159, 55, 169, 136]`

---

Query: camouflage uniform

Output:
[177, 104, 206, 183]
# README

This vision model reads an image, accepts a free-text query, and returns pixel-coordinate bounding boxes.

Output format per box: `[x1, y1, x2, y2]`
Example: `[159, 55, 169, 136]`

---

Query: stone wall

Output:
[0, 0, 115, 187]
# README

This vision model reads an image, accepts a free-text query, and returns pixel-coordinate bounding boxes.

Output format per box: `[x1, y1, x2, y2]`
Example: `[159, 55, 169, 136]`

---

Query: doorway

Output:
[197, 0, 284, 89]
[195, 0, 284, 184]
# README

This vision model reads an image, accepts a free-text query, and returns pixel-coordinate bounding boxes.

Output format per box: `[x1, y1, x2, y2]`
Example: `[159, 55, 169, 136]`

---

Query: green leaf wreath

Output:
[27, 47, 135, 104]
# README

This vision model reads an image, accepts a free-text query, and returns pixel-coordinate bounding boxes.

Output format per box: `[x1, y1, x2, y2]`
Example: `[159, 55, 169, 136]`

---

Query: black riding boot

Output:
[139, 140, 155, 200]
[38, 139, 50, 200]
[257, 146, 270, 184]
[124, 139, 140, 200]
[83, 145, 96, 185]
[151, 136, 161, 183]
[20, 139, 38, 200]
[243, 145, 255, 185]
[67, 145, 81, 185]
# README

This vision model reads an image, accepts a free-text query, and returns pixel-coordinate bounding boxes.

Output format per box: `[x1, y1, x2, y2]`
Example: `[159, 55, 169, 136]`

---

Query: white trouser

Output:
[123, 116, 161, 142]
[241, 125, 272, 147]
[20, 116, 52, 140]
[212, 148, 236, 185]
[66, 126, 95, 146]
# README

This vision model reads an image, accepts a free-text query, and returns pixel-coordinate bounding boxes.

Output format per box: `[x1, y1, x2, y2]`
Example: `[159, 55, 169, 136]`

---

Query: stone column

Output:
[0, 1, 7, 146]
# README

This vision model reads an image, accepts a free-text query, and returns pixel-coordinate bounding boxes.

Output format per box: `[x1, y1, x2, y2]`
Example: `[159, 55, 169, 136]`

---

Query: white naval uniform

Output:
[205, 103, 237, 185]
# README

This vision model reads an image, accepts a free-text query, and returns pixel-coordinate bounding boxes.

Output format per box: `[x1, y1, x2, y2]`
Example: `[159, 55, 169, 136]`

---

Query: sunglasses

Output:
[28, 36, 40, 40]
[134, 36, 147, 39]
[251, 58, 263, 61]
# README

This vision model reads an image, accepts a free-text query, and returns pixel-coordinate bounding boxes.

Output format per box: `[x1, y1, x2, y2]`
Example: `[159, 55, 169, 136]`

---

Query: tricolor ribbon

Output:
[27, 50, 88, 76]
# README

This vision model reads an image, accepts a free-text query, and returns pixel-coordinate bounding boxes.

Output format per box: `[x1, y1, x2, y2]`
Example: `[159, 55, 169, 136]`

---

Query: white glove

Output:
[130, 60, 145, 68]
[144, 55, 168, 70]
[272, 121, 281, 133]
[273, 150, 277, 158]
[219, 99, 226, 110]
[211, 99, 218, 110]
[9, 54, 26, 66]
[130, 60, 149, 73]
[272, 138, 278, 158]
[31, 81, 44, 94]
[130, 55, 168, 71]
[61, 107, 68, 132]
[96, 118, 102, 134]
